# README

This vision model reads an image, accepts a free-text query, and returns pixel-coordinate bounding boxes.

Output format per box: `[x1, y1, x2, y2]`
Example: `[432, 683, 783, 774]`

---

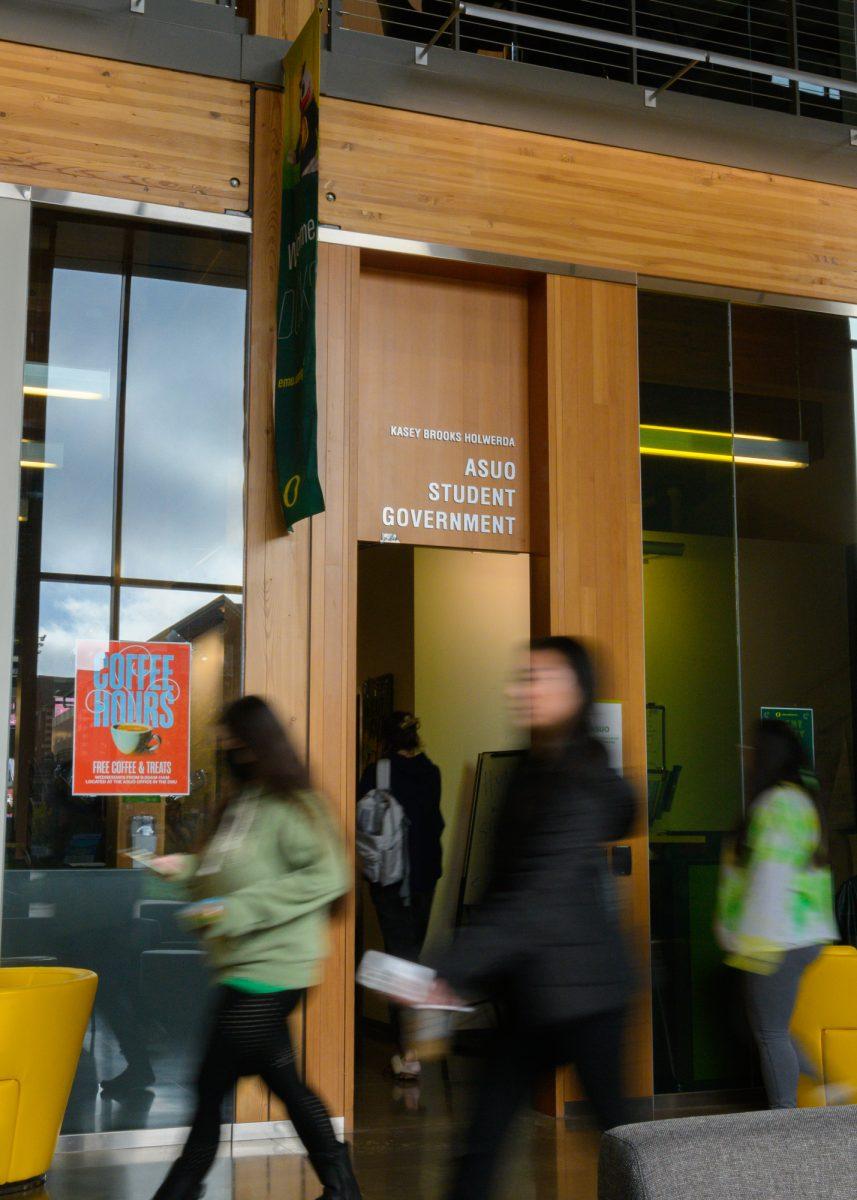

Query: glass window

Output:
[641, 294, 857, 1100]
[121, 587, 243, 857]
[22, 219, 123, 577]
[16, 583, 111, 867]
[733, 307, 857, 887]
[118, 586, 229, 643]
[6, 210, 248, 1136]
[121, 232, 247, 586]
[37, 581, 112, 680]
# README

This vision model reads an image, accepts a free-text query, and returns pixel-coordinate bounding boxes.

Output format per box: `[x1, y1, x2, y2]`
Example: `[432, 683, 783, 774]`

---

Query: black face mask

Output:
[225, 746, 257, 783]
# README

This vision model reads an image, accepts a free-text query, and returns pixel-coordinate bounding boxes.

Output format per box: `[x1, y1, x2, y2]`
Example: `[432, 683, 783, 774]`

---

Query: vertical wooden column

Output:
[240, 82, 312, 1123]
[254, 0, 315, 38]
[241, 2, 354, 1130]
[530, 275, 654, 1113]
[303, 242, 360, 1126]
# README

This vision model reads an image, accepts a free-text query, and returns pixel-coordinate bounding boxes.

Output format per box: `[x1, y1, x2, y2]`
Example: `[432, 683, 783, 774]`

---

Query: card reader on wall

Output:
[612, 845, 632, 877]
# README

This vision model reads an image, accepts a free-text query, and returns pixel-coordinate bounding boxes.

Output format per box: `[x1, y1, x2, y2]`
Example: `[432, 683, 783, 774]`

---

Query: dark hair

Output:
[529, 635, 596, 741]
[221, 694, 309, 796]
[381, 711, 422, 756]
[736, 719, 827, 866]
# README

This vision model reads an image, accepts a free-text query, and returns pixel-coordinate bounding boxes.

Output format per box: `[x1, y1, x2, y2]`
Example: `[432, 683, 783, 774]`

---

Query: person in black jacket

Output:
[359, 711, 444, 1080]
[425, 637, 635, 1200]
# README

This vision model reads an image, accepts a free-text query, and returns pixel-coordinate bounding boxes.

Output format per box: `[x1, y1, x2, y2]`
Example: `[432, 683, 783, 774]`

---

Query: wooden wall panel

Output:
[240, 85, 311, 1124]
[357, 267, 530, 551]
[0, 41, 249, 213]
[303, 242, 360, 1125]
[532, 276, 653, 1108]
[321, 98, 857, 303]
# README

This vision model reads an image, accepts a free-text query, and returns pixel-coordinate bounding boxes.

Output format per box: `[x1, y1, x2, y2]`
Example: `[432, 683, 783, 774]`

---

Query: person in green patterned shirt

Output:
[715, 719, 838, 1109]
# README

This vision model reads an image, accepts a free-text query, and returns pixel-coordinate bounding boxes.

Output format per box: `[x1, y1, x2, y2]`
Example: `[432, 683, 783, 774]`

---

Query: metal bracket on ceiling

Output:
[645, 58, 703, 108]
[415, 4, 461, 66]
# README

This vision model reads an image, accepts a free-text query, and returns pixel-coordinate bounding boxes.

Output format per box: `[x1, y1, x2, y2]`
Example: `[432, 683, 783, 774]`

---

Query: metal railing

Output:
[335, 0, 857, 125]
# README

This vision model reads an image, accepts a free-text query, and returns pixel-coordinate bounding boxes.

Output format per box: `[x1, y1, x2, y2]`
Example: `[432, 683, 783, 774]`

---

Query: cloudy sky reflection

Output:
[31, 225, 247, 678]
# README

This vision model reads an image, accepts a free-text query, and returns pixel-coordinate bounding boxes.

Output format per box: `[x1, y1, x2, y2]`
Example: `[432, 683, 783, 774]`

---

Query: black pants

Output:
[370, 884, 434, 1053]
[448, 1007, 628, 1200]
[155, 988, 339, 1197]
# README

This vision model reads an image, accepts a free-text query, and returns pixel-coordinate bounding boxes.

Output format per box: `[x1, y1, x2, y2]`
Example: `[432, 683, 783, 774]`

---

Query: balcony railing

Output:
[336, 0, 857, 125]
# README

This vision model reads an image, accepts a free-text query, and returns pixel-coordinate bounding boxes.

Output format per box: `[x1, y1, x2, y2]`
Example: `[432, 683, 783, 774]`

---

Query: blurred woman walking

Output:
[425, 637, 636, 1200]
[150, 695, 359, 1200]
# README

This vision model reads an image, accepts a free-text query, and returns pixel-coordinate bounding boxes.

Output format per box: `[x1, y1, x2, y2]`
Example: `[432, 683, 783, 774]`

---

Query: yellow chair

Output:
[791, 945, 857, 1107]
[0, 967, 97, 1191]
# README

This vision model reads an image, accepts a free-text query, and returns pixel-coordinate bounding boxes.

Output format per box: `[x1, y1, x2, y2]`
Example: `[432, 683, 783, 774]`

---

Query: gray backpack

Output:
[356, 760, 411, 900]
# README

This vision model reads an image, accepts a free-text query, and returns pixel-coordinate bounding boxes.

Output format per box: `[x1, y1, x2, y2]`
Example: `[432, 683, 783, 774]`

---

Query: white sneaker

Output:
[391, 1054, 422, 1080]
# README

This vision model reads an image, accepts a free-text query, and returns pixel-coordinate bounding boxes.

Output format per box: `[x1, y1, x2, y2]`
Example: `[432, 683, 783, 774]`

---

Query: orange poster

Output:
[72, 640, 191, 796]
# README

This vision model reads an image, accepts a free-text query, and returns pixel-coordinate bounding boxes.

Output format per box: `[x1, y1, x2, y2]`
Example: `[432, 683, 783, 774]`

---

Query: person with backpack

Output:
[358, 711, 444, 1080]
[148, 696, 360, 1200]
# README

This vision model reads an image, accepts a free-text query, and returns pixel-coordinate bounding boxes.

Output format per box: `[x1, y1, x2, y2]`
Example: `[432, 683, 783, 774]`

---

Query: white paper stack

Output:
[356, 950, 436, 1004]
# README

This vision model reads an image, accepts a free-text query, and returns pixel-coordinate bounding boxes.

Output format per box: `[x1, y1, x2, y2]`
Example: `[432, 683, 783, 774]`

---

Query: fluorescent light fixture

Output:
[20, 439, 63, 470]
[640, 424, 809, 469]
[23, 362, 109, 401]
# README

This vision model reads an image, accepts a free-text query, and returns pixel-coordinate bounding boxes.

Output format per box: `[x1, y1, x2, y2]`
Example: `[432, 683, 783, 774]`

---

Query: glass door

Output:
[639, 293, 743, 1095]
[640, 292, 857, 1096]
[733, 306, 857, 902]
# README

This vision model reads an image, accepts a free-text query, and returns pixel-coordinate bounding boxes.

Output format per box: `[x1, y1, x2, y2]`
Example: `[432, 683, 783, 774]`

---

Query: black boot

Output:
[101, 1061, 156, 1097]
[310, 1143, 362, 1200]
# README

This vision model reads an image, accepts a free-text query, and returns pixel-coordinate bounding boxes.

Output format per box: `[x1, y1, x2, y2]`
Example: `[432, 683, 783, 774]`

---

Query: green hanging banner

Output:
[275, 4, 324, 529]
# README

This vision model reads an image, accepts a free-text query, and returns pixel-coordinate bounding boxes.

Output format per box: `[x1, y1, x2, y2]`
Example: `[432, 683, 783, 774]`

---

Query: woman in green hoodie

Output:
[149, 695, 359, 1200]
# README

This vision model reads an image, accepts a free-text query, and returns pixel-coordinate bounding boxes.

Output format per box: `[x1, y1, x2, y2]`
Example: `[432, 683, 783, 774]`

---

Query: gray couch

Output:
[599, 1106, 857, 1199]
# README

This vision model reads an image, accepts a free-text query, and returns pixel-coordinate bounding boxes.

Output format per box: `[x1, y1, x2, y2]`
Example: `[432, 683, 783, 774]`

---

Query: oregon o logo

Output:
[283, 474, 301, 508]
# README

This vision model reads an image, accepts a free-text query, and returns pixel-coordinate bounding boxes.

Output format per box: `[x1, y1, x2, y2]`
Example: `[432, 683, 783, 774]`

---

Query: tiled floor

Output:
[47, 1028, 603, 1200]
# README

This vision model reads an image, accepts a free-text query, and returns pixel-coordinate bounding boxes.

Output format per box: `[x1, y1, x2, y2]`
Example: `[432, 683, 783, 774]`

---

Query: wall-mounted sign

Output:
[72, 640, 191, 797]
[760, 706, 815, 767]
[592, 701, 623, 773]
[373, 434, 523, 546]
[357, 271, 530, 552]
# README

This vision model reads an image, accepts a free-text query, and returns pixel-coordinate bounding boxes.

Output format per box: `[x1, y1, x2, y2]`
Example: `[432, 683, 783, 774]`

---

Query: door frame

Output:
[0, 188, 32, 923]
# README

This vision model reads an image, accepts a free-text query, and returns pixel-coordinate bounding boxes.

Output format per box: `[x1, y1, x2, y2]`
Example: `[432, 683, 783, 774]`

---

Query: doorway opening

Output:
[354, 542, 530, 1124]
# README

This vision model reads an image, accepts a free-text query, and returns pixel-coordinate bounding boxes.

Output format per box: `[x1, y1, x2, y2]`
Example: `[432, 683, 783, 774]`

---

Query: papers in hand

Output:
[357, 950, 435, 1003]
[122, 849, 171, 874]
[356, 951, 473, 1012]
